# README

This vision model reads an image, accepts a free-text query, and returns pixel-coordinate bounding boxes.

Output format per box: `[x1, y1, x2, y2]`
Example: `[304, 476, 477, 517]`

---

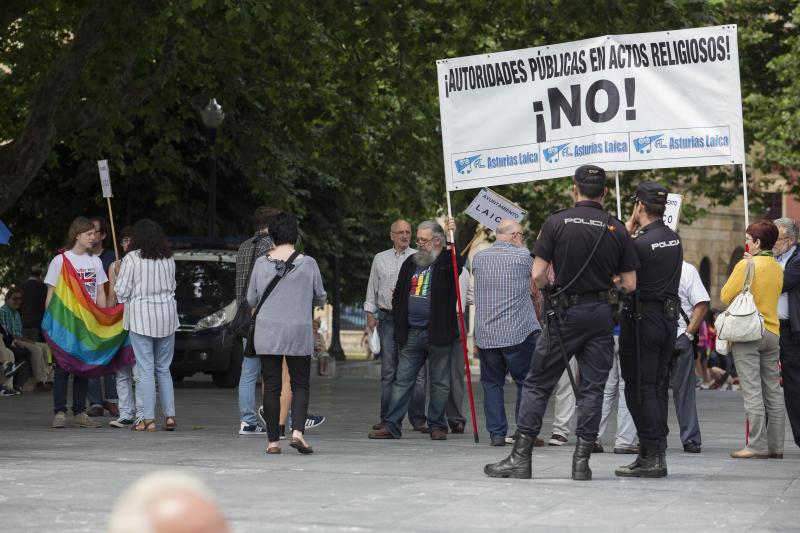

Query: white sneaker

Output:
[239, 421, 266, 435]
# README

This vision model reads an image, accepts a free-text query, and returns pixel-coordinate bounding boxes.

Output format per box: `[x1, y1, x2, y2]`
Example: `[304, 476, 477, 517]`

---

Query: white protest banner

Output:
[663, 193, 682, 231]
[437, 25, 744, 192]
[97, 160, 112, 198]
[466, 188, 527, 230]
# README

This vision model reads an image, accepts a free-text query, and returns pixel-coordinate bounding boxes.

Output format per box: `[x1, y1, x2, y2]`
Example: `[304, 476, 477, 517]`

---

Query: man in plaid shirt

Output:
[472, 219, 541, 446]
[235, 207, 278, 435]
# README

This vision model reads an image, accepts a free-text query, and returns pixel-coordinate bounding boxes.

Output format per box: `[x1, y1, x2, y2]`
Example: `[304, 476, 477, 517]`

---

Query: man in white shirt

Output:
[670, 260, 709, 453]
[774, 218, 800, 448]
[364, 220, 426, 431]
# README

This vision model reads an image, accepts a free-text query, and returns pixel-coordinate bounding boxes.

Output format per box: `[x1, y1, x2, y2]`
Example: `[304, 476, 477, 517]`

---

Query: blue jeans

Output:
[239, 346, 262, 426]
[116, 365, 135, 421]
[130, 332, 176, 420]
[478, 331, 538, 439]
[378, 310, 426, 425]
[384, 328, 453, 437]
[53, 362, 88, 415]
[87, 374, 118, 406]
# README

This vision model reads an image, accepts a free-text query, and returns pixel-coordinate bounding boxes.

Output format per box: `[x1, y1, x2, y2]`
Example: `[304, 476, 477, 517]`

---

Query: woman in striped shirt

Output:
[111, 219, 179, 432]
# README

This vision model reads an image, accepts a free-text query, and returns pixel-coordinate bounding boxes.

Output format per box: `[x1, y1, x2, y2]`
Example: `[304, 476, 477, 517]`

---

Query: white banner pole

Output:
[615, 171, 622, 219]
[741, 163, 749, 229]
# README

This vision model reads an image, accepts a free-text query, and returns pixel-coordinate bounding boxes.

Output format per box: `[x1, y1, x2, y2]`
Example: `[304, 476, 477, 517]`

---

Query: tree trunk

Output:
[0, 3, 111, 216]
[328, 255, 346, 361]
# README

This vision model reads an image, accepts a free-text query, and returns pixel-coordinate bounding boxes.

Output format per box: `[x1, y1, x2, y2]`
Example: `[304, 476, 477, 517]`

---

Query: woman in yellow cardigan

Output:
[720, 220, 785, 459]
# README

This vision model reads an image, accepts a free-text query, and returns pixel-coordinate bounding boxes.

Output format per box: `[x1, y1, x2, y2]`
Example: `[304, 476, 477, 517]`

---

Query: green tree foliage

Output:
[0, 0, 789, 299]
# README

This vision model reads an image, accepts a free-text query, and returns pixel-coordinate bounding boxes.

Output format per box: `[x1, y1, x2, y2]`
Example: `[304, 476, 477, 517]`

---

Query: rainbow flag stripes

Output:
[41, 254, 134, 378]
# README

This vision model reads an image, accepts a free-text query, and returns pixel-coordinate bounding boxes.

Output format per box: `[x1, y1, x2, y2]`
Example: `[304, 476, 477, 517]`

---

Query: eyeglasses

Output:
[417, 238, 432, 246]
[511, 232, 525, 238]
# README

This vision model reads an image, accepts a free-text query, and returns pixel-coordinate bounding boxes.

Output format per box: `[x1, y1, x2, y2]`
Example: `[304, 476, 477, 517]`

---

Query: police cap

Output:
[633, 181, 668, 206]
[574, 165, 607, 186]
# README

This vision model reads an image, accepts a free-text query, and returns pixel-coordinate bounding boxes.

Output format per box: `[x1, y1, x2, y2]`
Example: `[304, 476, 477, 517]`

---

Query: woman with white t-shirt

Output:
[44, 217, 108, 429]
[111, 219, 179, 432]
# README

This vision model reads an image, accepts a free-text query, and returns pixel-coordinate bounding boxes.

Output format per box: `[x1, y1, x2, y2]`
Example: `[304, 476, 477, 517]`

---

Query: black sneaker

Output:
[548, 433, 568, 446]
[109, 418, 134, 428]
[239, 422, 266, 436]
[305, 414, 326, 430]
[0, 385, 20, 397]
[683, 441, 702, 453]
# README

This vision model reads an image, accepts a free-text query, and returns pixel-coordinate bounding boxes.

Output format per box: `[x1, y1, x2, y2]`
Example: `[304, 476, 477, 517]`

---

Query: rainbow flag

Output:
[41, 254, 134, 378]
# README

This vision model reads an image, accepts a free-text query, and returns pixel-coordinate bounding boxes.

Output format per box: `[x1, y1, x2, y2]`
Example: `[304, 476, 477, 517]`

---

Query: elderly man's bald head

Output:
[496, 219, 521, 236]
[108, 472, 230, 533]
[495, 220, 524, 247]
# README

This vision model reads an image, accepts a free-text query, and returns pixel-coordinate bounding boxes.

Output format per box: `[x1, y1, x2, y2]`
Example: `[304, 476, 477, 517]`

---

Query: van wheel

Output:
[212, 340, 243, 388]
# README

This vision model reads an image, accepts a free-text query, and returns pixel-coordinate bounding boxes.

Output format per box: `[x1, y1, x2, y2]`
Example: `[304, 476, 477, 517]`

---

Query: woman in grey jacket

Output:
[247, 213, 326, 454]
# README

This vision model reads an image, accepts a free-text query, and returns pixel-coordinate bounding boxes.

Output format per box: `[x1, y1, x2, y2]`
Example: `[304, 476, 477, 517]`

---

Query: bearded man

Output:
[368, 219, 464, 441]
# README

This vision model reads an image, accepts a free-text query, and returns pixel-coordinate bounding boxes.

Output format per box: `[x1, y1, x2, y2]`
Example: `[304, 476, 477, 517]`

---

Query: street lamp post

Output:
[201, 98, 225, 238]
[328, 255, 346, 361]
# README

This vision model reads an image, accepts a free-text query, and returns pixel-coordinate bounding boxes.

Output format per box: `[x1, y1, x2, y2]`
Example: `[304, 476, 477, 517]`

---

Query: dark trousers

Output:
[517, 303, 614, 441]
[478, 331, 538, 439]
[384, 328, 453, 438]
[669, 334, 702, 445]
[87, 374, 118, 406]
[619, 311, 677, 443]
[10, 345, 32, 389]
[378, 309, 426, 424]
[261, 355, 310, 442]
[53, 362, 88, 415]
[779, 323, 800, 448]
[446, 336, 467, 427]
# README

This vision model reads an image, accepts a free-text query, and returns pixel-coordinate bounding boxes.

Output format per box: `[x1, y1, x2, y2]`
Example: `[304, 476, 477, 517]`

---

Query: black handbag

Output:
[229, 235, 268, 338]
[244, 251, 300, 357]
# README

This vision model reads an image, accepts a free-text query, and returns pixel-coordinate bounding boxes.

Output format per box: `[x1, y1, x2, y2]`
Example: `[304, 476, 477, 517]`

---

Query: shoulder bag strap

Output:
[552, 211, 613, 297]
[741, 258, 755, 293]
[251, 250, 300, 319]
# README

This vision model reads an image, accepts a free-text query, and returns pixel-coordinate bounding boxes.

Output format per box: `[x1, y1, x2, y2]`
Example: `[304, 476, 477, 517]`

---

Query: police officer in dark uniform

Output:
[615, 182, 683, 478]
[484, 164, 639, 481]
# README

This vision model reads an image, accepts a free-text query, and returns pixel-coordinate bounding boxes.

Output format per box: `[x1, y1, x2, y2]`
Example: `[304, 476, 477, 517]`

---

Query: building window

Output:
[699, 257, 711, 292]
[765, 192, 783, 220]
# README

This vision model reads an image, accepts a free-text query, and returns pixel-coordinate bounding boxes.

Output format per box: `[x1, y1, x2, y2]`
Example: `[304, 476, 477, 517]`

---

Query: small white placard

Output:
[98, 159, 112, 198]
[465, 188, 527, 231]
[663, 193, 682, 231]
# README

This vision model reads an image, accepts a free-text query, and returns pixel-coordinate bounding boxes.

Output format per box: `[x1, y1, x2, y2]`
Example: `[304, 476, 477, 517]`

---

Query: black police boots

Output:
[572, 436, 594, 480]
[657, 438, 668, 475]
[614, 438, 666, 478]
[484, 432, 535, 479]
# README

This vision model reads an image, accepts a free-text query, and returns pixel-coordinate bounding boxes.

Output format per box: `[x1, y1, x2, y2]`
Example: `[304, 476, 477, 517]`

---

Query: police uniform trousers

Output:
[619, 310, 677, 443]
[517, 302, 614, 441]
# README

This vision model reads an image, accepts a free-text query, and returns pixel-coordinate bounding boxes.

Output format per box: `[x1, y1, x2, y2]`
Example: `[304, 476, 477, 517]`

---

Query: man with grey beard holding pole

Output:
[369, 219, 463, 441]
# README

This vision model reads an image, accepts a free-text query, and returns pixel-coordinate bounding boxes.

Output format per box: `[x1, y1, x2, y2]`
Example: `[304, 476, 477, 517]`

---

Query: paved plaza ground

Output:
[2, 365, 800, 532]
